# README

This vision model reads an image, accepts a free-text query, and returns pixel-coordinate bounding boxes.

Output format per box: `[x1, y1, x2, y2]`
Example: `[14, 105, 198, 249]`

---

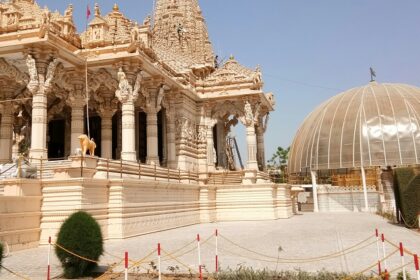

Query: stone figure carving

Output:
[78, 134, 96, 156]
[94, 28, 101, 40]
[64, 4, 73, 17]
[143, 15, 151, 26]
[26, 55, 38, 85]
[253, 66, 262, 85]
[116, 68, 132, 102]
[265, 92, 275, 107]
[7, 14, 16, 25]
[196, 126, 207, 142]
[42, 9, 51, 25]
[131, 23, 140, 43]
[44, 58, 59, 88]
[132, 71, 143, 100]
[156, 84, 169, 108]
[243, 101, 254, 126]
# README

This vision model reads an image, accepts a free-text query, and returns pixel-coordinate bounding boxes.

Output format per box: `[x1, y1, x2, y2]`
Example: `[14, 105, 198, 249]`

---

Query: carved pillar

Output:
[115, 68, 142, 162]
[27, 53, 58, 160]
[256, 125, 266, 171]
[240, 101, 259, 171]
[161, 110, 167, 166]
[120, 101, 137, 161]
[0, 105, 13, 163]
[206, 118, 216, 172]
[246, 125, 258, 170]
[70, 98, 85, 155]
[166, 105, 177, 169]
[146, 109, 159, 165]
[100, 111, 114, 159]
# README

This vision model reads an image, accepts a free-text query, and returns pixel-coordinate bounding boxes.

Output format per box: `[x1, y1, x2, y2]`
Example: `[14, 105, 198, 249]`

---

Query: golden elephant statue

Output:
[78, 134, 96, 156]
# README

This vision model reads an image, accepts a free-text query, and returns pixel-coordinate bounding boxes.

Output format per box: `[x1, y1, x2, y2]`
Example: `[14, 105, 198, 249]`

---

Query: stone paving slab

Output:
[1, 213, 420, 279]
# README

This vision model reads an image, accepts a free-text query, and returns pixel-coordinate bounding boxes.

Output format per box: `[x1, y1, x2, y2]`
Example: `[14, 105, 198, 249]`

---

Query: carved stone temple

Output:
[0, 0, 291, 250]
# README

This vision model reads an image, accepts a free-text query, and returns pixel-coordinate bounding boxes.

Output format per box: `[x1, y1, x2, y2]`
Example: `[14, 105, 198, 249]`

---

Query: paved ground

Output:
[2, 213, 420, 279]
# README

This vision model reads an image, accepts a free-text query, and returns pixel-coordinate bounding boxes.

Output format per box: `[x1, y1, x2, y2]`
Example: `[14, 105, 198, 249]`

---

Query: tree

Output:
[268, 146, 290, 183]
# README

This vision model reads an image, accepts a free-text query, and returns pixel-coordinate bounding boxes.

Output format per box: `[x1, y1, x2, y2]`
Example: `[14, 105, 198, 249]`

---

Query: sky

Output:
[36, 0, 420, 162]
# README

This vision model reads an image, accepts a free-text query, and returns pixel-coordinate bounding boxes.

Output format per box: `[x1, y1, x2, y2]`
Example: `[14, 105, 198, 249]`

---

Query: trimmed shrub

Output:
[394, 168, 420, 228]
[55, 211, 103, 278]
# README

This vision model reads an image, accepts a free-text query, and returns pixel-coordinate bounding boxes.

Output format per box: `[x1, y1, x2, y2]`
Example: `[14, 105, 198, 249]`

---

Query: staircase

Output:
[38, 159, 72, 179]
[0, 163, 17, 180]
[208, 171, 243, 185]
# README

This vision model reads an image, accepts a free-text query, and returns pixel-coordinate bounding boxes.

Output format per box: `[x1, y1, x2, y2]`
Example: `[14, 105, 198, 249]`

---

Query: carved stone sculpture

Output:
[116, 68, 133, 102]
[78, 134, 96, 156]
[44, 58, 59, 88]
[26, 55, 38, 85]
[243, 101, 254, 126]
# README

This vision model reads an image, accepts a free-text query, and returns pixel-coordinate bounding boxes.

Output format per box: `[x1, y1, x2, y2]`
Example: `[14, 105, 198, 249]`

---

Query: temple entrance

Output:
[48, 119, 65, 159]
[85, 116, 101, 157]
[138, 111, 147, 163]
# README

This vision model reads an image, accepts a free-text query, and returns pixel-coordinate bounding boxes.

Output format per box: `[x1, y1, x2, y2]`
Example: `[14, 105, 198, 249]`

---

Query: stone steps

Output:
[208, 171, 243, 185]
[38, 160, 72, 179]
[0, 163, 17, 180]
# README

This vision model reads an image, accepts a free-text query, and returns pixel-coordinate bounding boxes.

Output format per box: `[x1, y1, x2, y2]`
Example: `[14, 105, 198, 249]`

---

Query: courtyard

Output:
[1, 212, 419, 279]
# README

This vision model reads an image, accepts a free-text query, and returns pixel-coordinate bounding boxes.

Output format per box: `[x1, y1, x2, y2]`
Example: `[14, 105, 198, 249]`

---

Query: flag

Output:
[87, 4, 91, 20]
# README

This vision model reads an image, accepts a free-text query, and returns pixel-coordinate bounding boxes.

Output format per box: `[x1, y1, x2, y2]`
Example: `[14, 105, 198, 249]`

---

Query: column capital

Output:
[116, 68, 143, 104]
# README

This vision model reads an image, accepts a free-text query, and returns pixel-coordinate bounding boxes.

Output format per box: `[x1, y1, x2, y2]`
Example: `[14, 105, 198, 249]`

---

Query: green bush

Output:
[394, 168, 420, 228]
[55, 211, 103, 278]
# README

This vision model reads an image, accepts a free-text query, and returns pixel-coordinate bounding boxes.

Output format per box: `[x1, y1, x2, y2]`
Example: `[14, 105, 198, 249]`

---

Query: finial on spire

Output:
[370, 67, 376, 82]
[94, 3, 101, 17]
[113, 3, 119, 11]
[229, 54, 235, 60]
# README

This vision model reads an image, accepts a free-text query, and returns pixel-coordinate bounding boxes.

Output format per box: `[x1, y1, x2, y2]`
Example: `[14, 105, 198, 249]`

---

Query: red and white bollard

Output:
[375, 229, 382, 275]
[215, 229, 219, 274]
[381, 234, 388, 271]
[47, 236, 51, 280]
[124, 251, 128, 280]
[158, 243, 161, 280]
[414, 254, 419, 280]
[399, 242, 407, 280]
[197, 234, 202, 280]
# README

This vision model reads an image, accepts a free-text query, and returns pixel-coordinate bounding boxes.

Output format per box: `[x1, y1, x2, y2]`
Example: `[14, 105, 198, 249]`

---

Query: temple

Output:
[0, 0, 291, 250]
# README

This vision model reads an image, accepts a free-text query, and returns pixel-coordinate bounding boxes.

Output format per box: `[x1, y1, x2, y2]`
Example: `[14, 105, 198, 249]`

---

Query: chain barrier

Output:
[161, 248, 198, 273]
[399, 211, 420, 229]
[0, 265, 31, 280]
[219, 233, 376, 263]
[342, 248, 399, 280]
[54, 242, 99, 263]
[384, 238, 415, 256]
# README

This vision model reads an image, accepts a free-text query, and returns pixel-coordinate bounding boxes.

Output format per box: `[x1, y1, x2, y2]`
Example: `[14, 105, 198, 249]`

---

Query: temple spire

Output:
[152, 0, 214, 67]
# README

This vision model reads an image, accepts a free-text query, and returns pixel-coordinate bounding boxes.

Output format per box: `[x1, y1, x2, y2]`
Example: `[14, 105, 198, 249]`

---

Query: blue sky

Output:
[37, 0, 420, 161]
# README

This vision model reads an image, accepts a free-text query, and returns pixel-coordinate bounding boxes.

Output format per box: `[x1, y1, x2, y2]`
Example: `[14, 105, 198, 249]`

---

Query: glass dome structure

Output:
[288, 82, 420, 174]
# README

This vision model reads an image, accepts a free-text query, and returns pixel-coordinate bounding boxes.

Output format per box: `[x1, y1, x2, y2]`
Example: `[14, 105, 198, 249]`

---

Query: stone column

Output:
[30, 91, 48, 159]
[166, 106, 177, 169]
[70, 99, 85, 155]
[121, 101, 137, 161]
[146, 109, 159, 165]
[100, 111, 114, 159]
[245, 125, 258, 170]
[0, 105, 13, 163]
[206, 120, 216, 172]
[256, 126, 266, 171]
[116, 68, 142, 162]
[311, 171, 319, 212]
[27, 54, 59, 160]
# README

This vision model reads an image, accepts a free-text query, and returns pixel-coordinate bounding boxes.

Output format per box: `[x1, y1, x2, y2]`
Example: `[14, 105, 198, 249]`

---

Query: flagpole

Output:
[85, 3, 91, 139]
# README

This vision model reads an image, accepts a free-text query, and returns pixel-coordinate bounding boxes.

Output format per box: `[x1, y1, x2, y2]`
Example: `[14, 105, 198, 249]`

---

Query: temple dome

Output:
[288, 82, 420, 174]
